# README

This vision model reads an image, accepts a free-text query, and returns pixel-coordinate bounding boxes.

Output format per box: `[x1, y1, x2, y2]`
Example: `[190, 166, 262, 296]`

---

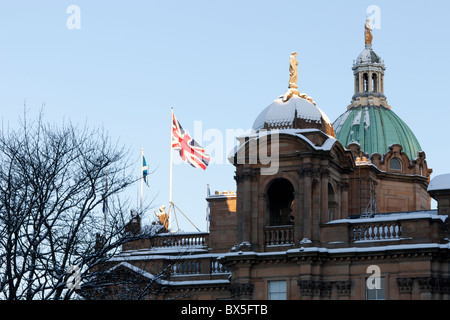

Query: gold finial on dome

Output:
[365, 18, 373, 45]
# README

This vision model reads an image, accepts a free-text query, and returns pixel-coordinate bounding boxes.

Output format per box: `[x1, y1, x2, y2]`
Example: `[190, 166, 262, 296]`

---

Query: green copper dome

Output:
[335, 41, 423, 162]
[333, 106, 422, 161]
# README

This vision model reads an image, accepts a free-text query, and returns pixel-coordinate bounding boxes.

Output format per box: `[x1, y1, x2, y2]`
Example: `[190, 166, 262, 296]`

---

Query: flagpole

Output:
[168, 107, 174, 232]
[140, 148, 143, 215]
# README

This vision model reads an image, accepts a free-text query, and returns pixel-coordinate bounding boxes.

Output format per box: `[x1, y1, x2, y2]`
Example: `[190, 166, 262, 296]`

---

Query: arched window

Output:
[363, 73, 369, 92]
[390, 158, 402, 170]
[267, 179, 294, 225]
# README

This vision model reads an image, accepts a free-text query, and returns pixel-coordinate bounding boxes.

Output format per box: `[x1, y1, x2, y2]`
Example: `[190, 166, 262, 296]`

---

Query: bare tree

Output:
[0, 113, 156, 300]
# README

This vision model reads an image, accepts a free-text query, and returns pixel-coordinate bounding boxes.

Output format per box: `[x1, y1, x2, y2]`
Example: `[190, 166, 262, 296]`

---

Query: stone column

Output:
[311, 168, 322, 243]
[242, 168, 252, 244]
[235, 168, 253, 245]
[295, 170, 305, 242]
[258, 193, 266, 249]
[359, 72, 364, 94]
[377, 72, 382, 93]
[302, 168, 312, 240]
[234, 173, 244, 244]
[340, 178, 349, 220]
[321, 169, 330, 224]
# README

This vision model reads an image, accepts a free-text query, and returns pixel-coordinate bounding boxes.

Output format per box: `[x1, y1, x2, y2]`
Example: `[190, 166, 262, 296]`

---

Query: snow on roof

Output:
[428, 173, 450, 192]
[326, 210, 446, 224]
[253, 95, 331, 130]
[110, 250, 224, 262]
[218, 242, 450, 261]
[229, 128, 337, 160]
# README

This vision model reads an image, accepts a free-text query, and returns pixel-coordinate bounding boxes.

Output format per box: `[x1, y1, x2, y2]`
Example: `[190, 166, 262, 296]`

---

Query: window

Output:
[389, 158, 402, 170]
[268, 280, 287, 300]
[366, 277, 386, 300]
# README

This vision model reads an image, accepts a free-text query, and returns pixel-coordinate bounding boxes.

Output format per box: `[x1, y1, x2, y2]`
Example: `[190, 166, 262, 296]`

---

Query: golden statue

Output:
[365, 18, 373, 45]
[280, 51, 316, 105]
[289, 52, 298, 89]
[154, 205, 169, 231]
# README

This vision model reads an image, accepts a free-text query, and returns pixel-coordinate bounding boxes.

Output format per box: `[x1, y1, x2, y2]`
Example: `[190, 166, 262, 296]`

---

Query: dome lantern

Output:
[349, 20, 389, 110]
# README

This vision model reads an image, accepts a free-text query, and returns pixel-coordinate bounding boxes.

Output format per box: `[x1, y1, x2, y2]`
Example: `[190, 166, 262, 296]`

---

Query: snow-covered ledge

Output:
[321, 210, 448, 247]
[428, 173, 450, 216]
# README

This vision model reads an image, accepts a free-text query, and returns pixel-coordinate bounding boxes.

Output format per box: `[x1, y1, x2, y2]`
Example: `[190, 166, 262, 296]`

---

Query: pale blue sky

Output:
[0, 1, 448, 232]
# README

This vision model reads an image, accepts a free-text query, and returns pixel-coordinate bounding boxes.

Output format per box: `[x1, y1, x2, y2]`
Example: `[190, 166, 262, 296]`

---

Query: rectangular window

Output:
[268, 280, 287, 300]
[366, 277, 386, 300]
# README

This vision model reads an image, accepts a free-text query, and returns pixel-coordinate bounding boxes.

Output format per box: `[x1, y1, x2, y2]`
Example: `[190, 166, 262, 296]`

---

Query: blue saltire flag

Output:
[142, 156, 149, 187]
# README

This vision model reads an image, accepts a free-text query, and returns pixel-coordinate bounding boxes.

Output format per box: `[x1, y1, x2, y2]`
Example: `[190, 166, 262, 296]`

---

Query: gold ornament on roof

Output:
[154, 205, 169, 231]
[280, 52, 316, 105]
[365, 18, 373, 45]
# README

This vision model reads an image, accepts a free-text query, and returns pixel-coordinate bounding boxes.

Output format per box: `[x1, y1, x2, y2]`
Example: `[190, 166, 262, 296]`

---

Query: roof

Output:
[428, 174, 450, 192]
[355, 44, 383, 65]
[252, 95, 334, 136]
[228, 128, 338, 162]
[333, 105, 422, 161]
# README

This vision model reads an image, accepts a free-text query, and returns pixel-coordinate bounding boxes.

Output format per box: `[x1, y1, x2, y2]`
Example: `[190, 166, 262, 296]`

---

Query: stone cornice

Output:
[219, 243, 450, 267]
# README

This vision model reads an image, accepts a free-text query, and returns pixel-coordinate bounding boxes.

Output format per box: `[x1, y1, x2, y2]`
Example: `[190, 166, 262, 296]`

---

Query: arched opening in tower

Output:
[363, 73, 369, 92]
[372, 73, 377, 92]
[267, 178, 295, 226]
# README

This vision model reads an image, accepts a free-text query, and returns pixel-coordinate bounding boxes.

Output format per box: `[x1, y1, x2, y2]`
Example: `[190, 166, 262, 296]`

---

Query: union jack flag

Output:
[172, 112, 210, 170]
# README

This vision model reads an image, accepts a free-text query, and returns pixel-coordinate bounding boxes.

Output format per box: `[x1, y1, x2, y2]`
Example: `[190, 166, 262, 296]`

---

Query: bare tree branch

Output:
[0, 112, 158, 300]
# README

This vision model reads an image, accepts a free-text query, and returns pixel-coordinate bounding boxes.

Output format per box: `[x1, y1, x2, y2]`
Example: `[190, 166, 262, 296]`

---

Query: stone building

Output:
[96, 25, 450, 300]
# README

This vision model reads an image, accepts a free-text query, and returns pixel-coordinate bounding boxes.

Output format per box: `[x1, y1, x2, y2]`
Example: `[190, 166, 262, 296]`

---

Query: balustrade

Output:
[350, 222, 402, 242]
[170, 258, 228, 276]
[171, 260, 201, 275]
[151, 232, 208, 248]
[264, 225, 294, 246]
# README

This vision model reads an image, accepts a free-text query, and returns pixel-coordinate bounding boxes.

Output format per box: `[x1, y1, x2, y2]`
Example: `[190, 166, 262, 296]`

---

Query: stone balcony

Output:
[321, 210, 448, 248]
[264, 225, 294, 247]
